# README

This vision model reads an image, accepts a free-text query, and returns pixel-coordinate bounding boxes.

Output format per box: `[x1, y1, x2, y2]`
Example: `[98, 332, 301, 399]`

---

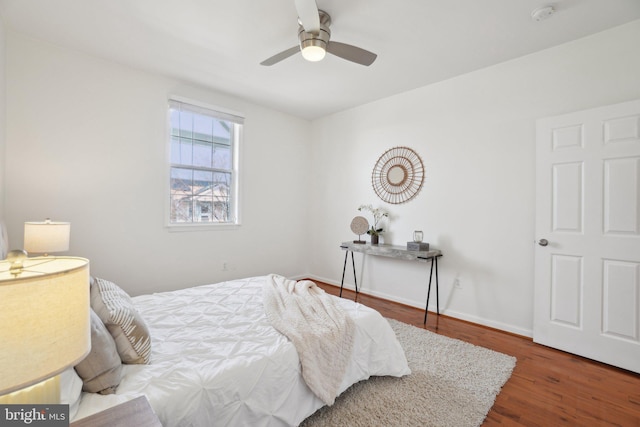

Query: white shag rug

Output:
[301, 319, 516, 427]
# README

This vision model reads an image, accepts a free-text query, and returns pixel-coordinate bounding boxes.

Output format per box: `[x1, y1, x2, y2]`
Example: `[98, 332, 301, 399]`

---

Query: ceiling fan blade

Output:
[326, 41, 377, 66]
[260, 46, 300, 66]
[294, 0, 320, 34]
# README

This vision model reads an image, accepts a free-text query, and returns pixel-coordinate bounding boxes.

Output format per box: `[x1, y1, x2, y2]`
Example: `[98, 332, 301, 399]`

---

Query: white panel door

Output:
[534, 99, 640, 373]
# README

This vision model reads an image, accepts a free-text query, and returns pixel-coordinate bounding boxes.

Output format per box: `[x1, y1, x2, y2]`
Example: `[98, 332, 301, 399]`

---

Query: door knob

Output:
[538, 239, 549, 247]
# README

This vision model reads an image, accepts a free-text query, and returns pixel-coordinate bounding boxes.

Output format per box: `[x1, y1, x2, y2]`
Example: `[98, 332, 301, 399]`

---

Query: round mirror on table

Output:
[350, 216, 369, 244]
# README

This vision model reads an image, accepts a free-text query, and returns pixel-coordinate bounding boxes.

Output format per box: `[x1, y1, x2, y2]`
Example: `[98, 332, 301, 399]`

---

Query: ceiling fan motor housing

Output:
[298, 9, 331, 52]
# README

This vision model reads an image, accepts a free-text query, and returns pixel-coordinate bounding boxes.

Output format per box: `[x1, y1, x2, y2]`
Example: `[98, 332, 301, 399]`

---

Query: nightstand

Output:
[70, 396, 162, 427]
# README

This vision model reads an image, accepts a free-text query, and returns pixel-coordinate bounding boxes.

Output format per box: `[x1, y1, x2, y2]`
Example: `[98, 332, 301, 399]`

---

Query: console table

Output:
[340, 242, 442, 323]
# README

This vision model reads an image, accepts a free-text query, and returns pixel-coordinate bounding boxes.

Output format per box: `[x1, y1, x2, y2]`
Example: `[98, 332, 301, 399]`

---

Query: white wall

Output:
[5, 32, 312, 296]
[5, 20, 640, 337]
[308, 20, 640, 336]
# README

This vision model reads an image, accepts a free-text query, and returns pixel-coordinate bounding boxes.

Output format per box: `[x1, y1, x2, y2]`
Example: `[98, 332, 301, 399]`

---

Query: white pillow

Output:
[60, 367, 83, 420]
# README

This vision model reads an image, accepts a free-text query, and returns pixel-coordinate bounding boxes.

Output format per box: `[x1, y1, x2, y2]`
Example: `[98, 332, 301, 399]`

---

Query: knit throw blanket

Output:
[263, 274, 355, 405]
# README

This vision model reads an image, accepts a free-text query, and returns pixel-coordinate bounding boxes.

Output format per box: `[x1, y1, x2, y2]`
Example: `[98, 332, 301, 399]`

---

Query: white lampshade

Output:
[24, 219, 70, 255]
[0, 255, 90, 403]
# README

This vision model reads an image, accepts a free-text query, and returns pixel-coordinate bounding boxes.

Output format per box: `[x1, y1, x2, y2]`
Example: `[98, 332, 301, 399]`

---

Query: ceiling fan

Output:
[260, 0, 377, 66]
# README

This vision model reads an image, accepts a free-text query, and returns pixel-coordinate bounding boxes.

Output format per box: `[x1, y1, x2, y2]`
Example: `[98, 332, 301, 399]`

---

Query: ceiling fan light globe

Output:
[298, 20, 329, 63]
[301, 45, 326, 62]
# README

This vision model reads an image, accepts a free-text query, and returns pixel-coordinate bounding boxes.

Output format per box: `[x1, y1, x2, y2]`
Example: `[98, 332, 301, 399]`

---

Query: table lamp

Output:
[24, 219, 70, 256]
[0, 251, 90, 404]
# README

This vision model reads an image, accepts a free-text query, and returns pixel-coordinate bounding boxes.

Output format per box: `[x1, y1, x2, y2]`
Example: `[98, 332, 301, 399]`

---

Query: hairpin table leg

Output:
[340, 250, 349, 297]
[351, 251, 358, 296]
[424, 257, 435, 324]
[435, 256, 439, 315]
[339, 250, 359, 298]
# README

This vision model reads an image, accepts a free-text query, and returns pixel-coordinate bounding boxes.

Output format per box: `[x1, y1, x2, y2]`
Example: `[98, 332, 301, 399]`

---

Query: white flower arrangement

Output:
[357, 204, 389, 236]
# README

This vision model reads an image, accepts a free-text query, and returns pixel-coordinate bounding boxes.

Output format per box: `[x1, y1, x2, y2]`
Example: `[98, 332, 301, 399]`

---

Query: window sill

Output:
[166, 223, 241, 232]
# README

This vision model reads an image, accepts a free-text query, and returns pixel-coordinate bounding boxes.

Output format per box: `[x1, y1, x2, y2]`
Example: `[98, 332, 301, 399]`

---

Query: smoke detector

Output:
[531, 6, 555, 21]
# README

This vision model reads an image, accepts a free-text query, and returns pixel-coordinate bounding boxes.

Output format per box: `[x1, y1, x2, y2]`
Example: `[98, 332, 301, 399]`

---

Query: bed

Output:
[69, 275, 410, 426]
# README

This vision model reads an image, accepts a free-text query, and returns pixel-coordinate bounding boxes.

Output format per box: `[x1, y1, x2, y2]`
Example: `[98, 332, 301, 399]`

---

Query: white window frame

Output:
[165, 96, 243, 231]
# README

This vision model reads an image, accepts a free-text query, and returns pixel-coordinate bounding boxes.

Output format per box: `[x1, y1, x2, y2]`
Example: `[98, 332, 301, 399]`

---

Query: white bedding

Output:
[73, 276, 410, 426]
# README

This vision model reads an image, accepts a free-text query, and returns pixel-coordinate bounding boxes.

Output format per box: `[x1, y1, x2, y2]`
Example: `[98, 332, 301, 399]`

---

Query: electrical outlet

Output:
[222, 261, 229, 271]
[454, 278, 462, 289]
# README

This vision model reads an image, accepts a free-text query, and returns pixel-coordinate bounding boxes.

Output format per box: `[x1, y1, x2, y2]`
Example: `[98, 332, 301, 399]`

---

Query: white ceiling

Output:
[1, 0, 639, 120]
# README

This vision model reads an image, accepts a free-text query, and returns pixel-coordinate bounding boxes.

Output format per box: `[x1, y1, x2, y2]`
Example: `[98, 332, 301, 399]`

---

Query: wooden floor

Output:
[315, 281, 640, 426]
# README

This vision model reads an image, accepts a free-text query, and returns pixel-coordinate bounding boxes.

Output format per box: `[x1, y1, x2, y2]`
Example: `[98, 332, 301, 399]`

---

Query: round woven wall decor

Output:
[371, 146, 424, 204]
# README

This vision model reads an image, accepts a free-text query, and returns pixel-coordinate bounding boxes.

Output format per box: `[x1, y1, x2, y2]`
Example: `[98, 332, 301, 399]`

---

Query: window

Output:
[168, 99, 242, 226]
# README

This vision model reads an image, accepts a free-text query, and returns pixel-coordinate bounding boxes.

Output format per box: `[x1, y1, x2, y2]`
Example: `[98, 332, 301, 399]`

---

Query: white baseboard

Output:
[306, 274, 533, 338]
